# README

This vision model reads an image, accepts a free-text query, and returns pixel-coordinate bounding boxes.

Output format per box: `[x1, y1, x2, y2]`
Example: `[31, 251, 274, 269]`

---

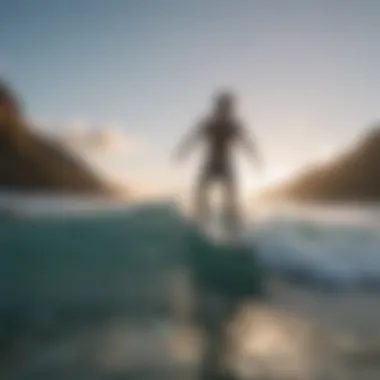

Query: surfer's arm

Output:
[238, 125, 262, 169]
[173, 123, 205, 161]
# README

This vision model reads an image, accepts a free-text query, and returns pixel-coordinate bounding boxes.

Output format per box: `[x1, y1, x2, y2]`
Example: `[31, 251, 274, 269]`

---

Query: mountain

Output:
[0, 81, 112, 195]
[262, 126, 380, 203]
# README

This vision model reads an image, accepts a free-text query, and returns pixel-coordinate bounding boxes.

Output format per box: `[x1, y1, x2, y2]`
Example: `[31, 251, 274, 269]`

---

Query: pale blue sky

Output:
[1, 0, 380, 194]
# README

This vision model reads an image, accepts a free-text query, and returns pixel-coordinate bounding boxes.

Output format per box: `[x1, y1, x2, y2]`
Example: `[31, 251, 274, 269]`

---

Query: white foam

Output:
[249, 204, 380, 286]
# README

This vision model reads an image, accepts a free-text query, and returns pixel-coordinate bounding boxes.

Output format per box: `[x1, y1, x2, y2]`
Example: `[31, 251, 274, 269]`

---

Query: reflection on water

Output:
[7, 297, 380, 380]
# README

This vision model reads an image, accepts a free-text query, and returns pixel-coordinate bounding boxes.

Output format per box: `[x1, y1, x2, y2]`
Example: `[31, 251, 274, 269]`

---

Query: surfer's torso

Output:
[200, 115, 241, 177]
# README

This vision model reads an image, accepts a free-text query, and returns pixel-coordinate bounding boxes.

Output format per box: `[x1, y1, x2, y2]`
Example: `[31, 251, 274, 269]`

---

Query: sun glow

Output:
[240, 166, 294, 200]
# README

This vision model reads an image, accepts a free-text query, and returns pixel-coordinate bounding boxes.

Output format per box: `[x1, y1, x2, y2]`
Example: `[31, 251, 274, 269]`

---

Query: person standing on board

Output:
[174, 90, 262, 235]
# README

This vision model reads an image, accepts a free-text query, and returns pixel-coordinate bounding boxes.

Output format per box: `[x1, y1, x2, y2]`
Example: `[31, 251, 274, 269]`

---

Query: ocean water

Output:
[0, 198, 193, 379]
[249, 203, 380, 289]
[1, 195, 380, 379]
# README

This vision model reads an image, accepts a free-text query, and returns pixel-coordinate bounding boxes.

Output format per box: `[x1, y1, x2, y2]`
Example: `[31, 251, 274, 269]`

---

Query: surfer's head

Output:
[213, 90, 235, 116]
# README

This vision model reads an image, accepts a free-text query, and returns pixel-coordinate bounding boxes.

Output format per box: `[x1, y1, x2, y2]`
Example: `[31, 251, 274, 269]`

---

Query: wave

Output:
[249, 205, 380, 290]
[1, 196, 380, 291]
[0, 199, 379, 378]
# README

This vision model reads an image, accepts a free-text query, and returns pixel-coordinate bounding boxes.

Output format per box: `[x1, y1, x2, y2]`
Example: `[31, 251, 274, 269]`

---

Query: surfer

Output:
[174, 90, 261, 233]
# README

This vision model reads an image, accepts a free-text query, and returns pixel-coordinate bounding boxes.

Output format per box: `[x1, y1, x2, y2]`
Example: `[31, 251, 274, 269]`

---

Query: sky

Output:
[1, 0, 380, 197]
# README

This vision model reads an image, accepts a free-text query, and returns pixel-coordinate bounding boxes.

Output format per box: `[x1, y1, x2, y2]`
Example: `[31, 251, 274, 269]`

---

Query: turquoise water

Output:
[0, 201, 263, 379]
[0, 202, 187, 310]
[2, 198, 380, 379]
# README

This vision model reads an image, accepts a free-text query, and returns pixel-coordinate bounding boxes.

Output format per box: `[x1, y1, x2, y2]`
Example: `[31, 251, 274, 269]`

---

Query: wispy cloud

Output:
[29, 120, 181, 199]
[31, 120, 169, 198]
[60, 123, 144, 157]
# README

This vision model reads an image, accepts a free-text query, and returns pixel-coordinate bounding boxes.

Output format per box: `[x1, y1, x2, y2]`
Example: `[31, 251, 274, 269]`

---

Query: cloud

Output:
[59, 124, 149, 187]
[30, 120, 174, 199]
[61, 124, 144, 156]
[29, 119, 143, 156]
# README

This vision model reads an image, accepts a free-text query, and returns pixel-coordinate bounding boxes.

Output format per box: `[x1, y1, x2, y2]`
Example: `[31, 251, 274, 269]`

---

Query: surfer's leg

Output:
[222, 171, 241, 234]
[194, 167, 212, 227]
